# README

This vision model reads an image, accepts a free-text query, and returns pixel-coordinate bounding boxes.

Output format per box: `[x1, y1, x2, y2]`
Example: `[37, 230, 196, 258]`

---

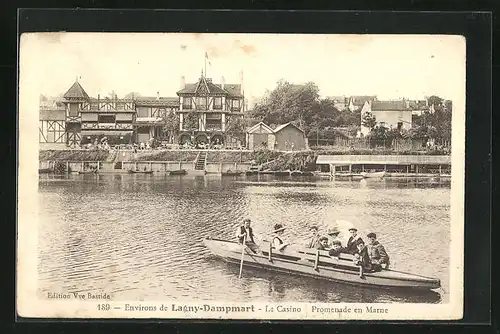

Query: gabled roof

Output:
[63, 81, 90, 100]
[273, 122, 305, 134]
[177, 77, 243, 97]
[246, 122, 274, 134]
[371, 100, 410, 111]
[215, 84, 243, 97]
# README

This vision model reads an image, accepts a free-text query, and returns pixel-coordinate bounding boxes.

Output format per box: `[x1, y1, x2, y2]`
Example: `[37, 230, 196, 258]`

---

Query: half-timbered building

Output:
[176, 73, 245, 146]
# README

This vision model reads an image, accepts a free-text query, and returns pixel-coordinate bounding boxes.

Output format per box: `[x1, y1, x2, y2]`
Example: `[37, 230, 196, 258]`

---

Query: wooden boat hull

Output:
[222, 172, 243, 176]
[169, 169, 187, 175]
[361, 171, 386, 179]
[203, 238, 440, 290]
[38, 168, 53, 174]
[128, 170, 154, 174]
[78, 170, 97, 174]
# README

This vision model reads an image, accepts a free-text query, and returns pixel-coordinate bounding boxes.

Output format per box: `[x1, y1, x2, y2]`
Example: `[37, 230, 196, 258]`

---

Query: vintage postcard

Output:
[18, 33, 465, 320]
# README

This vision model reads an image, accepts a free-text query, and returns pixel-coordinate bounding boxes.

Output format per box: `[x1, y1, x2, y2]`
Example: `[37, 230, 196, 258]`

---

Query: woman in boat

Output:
[346, 227, 364, 254]
[272, 224, 289, 252]
[328, 240, 344, 258]
[235, 219, 259, 253]
[326, 227, 343, 248]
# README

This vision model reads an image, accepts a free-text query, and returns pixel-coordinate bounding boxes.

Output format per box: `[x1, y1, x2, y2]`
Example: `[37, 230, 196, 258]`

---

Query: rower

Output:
[272, 224, 288, 252]
[235, 218, 259, 253]
[366, 232, 390, 270]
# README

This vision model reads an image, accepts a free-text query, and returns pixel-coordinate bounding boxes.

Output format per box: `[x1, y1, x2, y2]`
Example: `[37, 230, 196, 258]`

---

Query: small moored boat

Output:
[169, 169, 187, 175]
[128, 170, 154, 174]
[78, 170, 98, 174]
[222, 171, 243, 176]
[38, 168, 53, 174]
[290, 170, 303, 176]
[360, 171, 386, 179]
[203, 237, 440, 290]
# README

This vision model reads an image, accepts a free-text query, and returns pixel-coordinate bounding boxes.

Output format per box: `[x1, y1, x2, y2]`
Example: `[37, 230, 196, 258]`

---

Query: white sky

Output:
[21, 33, 465, 105]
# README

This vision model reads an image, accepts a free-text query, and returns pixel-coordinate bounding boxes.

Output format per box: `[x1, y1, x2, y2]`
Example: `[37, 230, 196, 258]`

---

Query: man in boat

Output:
[354, 240, 372, 279]
[235, 219, 259, 253]
[272, 224, 289, 251]
[366, 233, 390, 270]
[316, 236, 329, 250]
[305, 225, 321, 248]
[346, 227, 364, 254]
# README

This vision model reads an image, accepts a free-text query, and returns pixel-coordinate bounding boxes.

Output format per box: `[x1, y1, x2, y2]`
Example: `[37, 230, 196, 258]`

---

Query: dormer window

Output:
[196, 97, 207, 110]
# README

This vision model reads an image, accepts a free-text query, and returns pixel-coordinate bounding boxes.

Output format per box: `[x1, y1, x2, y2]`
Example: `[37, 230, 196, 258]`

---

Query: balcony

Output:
[81, 123, 134, 130]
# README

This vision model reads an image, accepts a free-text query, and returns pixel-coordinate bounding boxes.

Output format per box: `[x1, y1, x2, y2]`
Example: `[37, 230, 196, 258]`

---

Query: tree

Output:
[123, 92, 141, 99]
[183, 111, 199, 131]
[361, 112, 377, 130]
[163, 111, 180, 143]
[250, 80, 320, 127]
[225, 115, 245, 138]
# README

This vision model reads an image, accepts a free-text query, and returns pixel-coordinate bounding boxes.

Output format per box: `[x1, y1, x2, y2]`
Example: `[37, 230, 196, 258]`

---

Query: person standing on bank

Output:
[346, 227, 364, 254]
[235, 218, 259, 253]
[272, 224, 289, 252]
[366, 233, 390, 270]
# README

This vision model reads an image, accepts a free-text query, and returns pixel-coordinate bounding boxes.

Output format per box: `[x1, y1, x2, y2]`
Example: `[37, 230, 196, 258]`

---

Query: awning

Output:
[316, 155, 451, 165]
[81, 130, 133, 136]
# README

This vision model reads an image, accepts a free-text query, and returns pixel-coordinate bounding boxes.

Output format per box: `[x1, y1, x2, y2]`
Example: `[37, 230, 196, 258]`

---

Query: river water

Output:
[37, 174, 450, 304]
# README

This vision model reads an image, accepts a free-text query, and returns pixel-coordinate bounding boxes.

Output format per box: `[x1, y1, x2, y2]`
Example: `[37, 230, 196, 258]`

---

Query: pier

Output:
[316, 155, 451, 176]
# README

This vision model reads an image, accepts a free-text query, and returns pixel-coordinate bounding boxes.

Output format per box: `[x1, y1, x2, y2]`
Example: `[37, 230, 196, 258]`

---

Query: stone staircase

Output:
[195, 151, 207, 171]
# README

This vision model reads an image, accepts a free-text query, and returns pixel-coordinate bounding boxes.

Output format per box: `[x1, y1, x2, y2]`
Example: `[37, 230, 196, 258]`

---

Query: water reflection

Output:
[38, 174, 450, 303]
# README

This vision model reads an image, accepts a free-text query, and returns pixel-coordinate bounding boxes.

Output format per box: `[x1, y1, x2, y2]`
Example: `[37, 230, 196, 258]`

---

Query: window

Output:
[213, 97, 222, 109]
[137, 107, 149, 117]
[231, 99, 240, 110]
[196, 97, 207, 110]
[183, 98, 192, 109]
[68, 104, 79, 116]
[98, 115, 116, 123]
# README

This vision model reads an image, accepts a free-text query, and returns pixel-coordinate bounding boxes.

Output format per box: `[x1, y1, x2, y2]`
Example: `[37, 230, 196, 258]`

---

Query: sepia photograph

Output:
[18, 32, 465, 320]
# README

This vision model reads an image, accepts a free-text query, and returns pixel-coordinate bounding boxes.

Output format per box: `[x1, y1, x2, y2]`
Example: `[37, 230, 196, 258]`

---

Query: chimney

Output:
[221, 76, 225, 90]
[157, 91, 160, 100]
[180, 76, 185, 90]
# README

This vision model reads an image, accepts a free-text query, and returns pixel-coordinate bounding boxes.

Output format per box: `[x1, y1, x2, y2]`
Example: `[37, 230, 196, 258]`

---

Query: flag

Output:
[205, 52, 211, 66]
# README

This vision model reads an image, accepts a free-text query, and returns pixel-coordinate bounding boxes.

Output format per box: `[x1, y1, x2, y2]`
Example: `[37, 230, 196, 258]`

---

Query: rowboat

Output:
[203, 237, 440, 290]
[222, 171, 243, 176]
[169, 169, 187, 175]
[360, 171, 386, 179]
[128, 170, 154, 174]
[78, 170, 98, 174]
[290, 170, 303, 176]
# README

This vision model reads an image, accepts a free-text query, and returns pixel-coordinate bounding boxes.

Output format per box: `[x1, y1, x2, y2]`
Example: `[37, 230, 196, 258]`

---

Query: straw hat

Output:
[327, 226, 341, 235]
[273, 224, 286, 233]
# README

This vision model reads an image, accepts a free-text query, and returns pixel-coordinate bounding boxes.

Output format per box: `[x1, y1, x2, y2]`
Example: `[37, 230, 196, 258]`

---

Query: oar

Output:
[238, 235, 246, 278]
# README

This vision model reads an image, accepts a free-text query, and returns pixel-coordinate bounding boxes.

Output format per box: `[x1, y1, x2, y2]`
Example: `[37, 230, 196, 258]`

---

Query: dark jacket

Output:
[367, 241, 390, 266]
[328, 247, 345, 257]
[354, 246, 372, 271]
[238, 226, 255, 244]
[346, 235, 364, 254]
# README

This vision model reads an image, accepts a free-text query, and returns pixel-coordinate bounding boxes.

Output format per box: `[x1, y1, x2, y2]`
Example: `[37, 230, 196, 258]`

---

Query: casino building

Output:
[39, 73, 245, 148]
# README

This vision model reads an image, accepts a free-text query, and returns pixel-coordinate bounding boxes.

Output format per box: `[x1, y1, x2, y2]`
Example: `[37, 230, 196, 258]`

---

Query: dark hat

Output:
[367, 233, 377, 239]
[348, 227, 358, 231]
[309, 225, 318, 231]
[243, 218, 251, 223]
[319, 236, 329, 242]
[273, 224, 286, 233]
